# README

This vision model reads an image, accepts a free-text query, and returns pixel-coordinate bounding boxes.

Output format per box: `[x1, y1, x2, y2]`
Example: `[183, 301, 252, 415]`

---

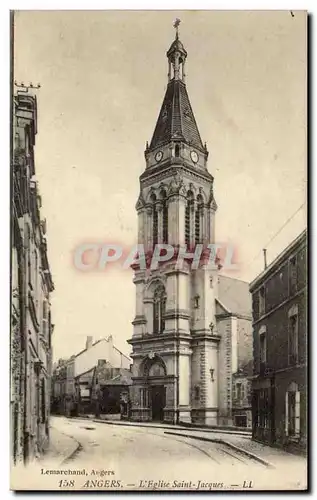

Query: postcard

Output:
[10, 10, 307, 491]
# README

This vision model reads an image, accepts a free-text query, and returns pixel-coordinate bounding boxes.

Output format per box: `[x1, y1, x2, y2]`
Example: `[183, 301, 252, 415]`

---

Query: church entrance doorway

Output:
[151, 385, 165, 421]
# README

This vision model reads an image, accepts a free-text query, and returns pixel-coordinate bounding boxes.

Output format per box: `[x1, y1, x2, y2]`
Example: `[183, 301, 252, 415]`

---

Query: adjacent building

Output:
[231, 361, 253, 428]
[51, 336, 131, 417]
[91, 362, 132, 417]
[11, 89, 54, 464]
[127, 30, 253, 426]
[250, 230, 307, 453]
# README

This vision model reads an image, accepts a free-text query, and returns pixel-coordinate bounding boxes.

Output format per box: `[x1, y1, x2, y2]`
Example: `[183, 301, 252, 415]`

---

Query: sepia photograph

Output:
[10, 9, 307, 491]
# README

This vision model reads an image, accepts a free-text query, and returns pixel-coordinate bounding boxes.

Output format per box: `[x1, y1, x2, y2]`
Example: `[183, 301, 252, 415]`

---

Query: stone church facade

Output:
[128, 29, 252, 426]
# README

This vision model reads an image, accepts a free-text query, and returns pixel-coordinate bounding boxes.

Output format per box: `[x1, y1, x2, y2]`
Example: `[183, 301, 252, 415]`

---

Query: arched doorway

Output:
[141, 356, 167, 422]
[148, 362, 166, 421]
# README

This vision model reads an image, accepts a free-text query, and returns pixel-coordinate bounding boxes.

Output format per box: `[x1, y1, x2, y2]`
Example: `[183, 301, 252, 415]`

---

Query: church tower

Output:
[128, 22, 220, 425]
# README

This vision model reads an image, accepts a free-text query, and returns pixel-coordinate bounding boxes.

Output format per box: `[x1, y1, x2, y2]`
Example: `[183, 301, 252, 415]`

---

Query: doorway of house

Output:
[151, 385, 165, 421]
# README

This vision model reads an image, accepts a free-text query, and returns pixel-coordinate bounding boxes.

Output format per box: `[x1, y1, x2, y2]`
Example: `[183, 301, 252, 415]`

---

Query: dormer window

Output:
[175, 144, 180, 157]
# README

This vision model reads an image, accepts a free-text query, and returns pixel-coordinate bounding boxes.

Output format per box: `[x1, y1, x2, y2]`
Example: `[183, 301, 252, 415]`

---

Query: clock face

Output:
[191, 151, 199, 163]
[155, 151, 163, 162]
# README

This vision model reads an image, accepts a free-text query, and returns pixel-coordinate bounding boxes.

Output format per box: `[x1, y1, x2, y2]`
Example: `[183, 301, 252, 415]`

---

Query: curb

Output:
[88, 419, 251, 437]
[45, 426, 83, 466]
[61, 441, 82, 465]
[164, 431, 275, 469]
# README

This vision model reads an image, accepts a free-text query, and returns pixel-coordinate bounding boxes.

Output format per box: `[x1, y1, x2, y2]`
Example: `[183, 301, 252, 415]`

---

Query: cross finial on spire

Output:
[173, 18, 181, 39]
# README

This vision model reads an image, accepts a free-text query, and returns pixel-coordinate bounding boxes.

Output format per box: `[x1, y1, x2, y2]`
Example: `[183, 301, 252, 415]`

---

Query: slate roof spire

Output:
[149, 22, 204, 151]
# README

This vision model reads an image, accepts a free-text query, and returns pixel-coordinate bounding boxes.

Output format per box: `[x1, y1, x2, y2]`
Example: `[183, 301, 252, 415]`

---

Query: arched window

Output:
[185, 190, 194, 248]
[149, 363, 165, 377]
[195, 194, 204, 244]
[161, 190, 168, 244]
[151, 194, 158, 248]
[153, 282, 166, 334]
[175, 144, 180, 157]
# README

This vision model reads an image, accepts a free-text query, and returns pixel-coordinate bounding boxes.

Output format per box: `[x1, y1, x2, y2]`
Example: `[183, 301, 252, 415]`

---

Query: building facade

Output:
[91, 362, 132, 417]
[231, 361, 253, 428]
[250, 230, 307, 453]
[128, 31, 253, 426]
[216, 276, 253, 427]
[51, 336, 131, 416]
[11, 90, 54, 464]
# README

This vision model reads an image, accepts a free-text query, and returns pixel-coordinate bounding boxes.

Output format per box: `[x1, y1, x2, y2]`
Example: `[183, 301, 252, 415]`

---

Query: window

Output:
[185, 191, 193, 248]
[151, 194, 158, 247]
[289, 255, 298, 295]
[41, 378, 46, 423]
[289, 313, 299, 365]
[194, 295, 200, 309]
[148, 363, 165, 377]
[175, 144, 180, 157]
[260, 332, 267, 364]
[185, 204, 190, 247]
[34, 250, 38, 299]
[259, 287, 266, 315]
[258, 388, 270, 429]
[42, 300, 48, 339]
[195, 195, 204, 244]
[153, 283, 166, 334]
[194, 386, 200, 400]
[161, 190, 168, 244]
[234, 382, 245, 402]
[285, 383, 300, 438]
[140, 388, 148, 407]
[195, 208, 200, 244]
[236, 383, 242, 400]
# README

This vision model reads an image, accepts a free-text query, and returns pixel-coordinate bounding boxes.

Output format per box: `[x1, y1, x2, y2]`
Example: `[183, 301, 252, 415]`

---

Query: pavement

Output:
[90, 417, 252, 436]
[15, 416, 305, 491]
[39, 425, 81, 466]
[89, 417, 306, 470]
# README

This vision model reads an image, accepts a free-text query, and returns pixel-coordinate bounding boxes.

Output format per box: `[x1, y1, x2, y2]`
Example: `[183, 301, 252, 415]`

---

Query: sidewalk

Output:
[164, 429, 307, 469]
[89, 417, 251, 437]
[40, 426, 80, 466]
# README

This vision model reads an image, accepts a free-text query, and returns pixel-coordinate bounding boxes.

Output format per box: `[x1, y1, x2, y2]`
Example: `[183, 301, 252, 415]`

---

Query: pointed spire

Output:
[148, 23, 204, 152]
[149, 80, 203, 150]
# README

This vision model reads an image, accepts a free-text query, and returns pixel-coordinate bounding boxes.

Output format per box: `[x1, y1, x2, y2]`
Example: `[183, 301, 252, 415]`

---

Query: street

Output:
[32, 416, 306, 491]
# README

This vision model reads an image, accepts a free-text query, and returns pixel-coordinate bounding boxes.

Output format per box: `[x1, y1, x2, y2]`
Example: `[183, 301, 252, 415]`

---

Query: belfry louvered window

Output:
[195, 194, 204, 244]
[185, 191, 194, 248]
[161, 190, 168, 244]
[151, 194, 158, 248]
[185, 205, 190, 247]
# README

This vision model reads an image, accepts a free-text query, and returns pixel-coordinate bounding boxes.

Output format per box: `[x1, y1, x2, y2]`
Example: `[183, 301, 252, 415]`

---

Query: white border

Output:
[0, 2, 313, 499]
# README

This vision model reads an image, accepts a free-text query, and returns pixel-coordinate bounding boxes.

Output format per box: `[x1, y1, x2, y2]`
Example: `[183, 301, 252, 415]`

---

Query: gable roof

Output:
[217, 275, 252, 318]
[75, 366, 95, 380]
[100, 369, 133, 386]
[69, 337, 130, 362]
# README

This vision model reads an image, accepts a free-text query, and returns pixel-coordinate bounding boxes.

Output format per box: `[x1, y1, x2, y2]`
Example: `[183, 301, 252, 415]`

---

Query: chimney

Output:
[86, 336, 93, 350]
[263, 249, 267, 270]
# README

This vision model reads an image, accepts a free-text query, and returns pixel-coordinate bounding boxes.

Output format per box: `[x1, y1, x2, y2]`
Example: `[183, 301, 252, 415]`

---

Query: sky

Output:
[13, 10, 307, 361]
